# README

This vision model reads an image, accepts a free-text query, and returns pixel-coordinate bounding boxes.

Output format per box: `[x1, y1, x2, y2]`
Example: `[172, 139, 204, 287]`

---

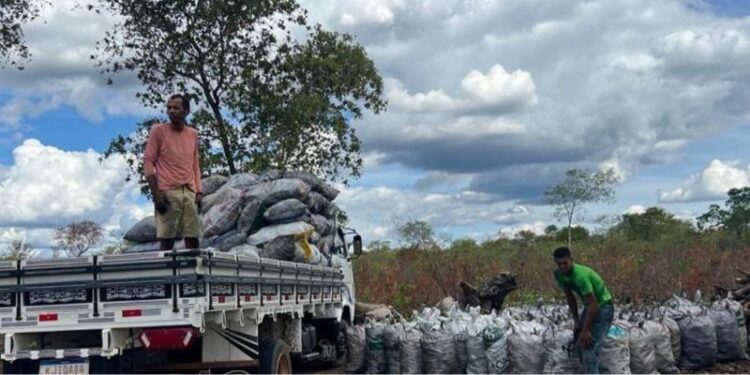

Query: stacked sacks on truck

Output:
[122, 170, 348, 267]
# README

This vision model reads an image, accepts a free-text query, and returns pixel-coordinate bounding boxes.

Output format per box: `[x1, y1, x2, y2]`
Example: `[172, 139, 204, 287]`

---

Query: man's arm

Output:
[143, 126, 167, 212]
[193, 135, 202, 206]
[579, 293, 598, 348]
[563, 288, 580, 330]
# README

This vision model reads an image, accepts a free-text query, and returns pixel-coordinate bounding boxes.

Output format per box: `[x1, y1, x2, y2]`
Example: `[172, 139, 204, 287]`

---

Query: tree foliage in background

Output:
[612, 207, 695, 242]
[0, 0, 47, 68]
[95, 0, 386, 190]
[395, 219, 436, 250]
[1, 238, 36, 260]
[544, 168, 619, 246]
[697, 187, 750, 239]
[53, 220, 104, 258]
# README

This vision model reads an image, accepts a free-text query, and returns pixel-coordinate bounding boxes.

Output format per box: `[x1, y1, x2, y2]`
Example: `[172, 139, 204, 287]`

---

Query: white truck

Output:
[0, 229, 362, 374]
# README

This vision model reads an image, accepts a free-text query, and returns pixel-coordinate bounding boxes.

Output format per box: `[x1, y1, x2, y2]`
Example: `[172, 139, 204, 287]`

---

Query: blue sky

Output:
[2, 0, 750, 251]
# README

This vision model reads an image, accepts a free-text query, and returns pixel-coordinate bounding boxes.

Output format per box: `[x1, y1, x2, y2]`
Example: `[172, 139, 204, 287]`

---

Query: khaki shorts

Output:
[156, 186, 201, 239]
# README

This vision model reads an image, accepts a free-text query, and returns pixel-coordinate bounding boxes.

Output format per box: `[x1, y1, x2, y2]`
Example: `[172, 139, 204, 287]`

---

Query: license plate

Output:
[39, 358, 89, 375]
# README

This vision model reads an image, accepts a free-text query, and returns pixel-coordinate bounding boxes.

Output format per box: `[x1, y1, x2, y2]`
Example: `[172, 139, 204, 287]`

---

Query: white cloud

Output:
[336, 185, 533, 242]
[460, 64, 537, 107]
[659, 159, 750, 202]
[497, 220, 547, 238]
[0, 139, 149, 237]
[625, 205, 647, 215]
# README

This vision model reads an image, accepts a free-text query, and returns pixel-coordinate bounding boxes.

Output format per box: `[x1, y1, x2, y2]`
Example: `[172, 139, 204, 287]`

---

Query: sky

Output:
[1, 0, 750, 253]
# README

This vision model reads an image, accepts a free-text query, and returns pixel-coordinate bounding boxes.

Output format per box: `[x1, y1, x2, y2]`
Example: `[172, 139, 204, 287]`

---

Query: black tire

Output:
[259, 338, 292, 374]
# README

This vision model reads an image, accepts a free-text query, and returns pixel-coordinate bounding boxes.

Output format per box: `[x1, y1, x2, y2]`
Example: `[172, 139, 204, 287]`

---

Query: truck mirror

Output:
[353, 235, 363, 256]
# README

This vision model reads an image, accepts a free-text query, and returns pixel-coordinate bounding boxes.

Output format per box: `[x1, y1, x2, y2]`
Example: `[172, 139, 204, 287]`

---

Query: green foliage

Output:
[697, 188, 750, 242]
[0, 0, 47, 68]
[544, 168, 619, 246]
[611, 207, 695, 242]
[554, 225, 589, 243]
[395, 219, 435, 249]
[95, 0, 386, 189]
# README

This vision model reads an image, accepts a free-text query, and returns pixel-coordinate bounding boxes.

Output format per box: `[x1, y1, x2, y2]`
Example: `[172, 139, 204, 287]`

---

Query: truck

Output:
[0, 229, 363, 374]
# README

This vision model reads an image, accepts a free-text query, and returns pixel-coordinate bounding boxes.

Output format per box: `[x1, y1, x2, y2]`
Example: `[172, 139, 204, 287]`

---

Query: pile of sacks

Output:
[122, 171, 346, 267]
[345, 294, 749, 374]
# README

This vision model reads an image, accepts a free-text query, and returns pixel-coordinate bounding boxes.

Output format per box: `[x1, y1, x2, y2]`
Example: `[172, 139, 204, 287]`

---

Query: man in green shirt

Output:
[553, 246, 614, 374]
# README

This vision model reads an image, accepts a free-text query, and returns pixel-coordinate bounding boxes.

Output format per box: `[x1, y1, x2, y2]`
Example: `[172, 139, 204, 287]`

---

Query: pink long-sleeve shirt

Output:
[143, 123, 202, 193]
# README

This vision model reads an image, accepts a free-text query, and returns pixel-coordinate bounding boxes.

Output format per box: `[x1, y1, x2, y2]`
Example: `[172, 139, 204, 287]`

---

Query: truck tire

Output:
[259, 338, 292, 374]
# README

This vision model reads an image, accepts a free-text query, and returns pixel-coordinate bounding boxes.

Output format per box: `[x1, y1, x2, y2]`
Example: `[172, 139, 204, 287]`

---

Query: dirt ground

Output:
[690, 359, 750, 374]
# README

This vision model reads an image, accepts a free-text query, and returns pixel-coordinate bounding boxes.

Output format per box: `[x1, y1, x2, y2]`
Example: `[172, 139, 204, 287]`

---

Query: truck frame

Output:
[0, 232, 361, 374]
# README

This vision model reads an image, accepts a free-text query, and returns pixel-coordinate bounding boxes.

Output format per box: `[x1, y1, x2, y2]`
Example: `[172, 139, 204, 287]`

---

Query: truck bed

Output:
[0, 250, 347, 361]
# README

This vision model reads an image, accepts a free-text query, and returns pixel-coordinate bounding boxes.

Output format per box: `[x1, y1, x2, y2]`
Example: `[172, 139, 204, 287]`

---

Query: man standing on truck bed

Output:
[553, 246, 614, 374]
[143, 94, 202, 250]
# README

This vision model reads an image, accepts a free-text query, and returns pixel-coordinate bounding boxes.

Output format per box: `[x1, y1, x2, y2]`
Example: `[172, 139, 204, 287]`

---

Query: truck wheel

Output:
[259, 338, 292, 374]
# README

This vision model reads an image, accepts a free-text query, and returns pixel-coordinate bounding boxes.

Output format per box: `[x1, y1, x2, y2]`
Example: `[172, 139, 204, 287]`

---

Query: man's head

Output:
[553, 246, 574, 275]
[167, 94, 190, 125]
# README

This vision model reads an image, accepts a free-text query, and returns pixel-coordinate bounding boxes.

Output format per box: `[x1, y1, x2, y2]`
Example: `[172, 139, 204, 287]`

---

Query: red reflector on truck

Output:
[122, 309, 142, 317]
[39, 313, 58, 322]
[138, 327, 197, 350]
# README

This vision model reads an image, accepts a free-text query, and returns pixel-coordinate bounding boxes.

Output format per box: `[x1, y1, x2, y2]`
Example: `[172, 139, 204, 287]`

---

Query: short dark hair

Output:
[169, 94, 190, 112]
[553, 246, 571, 259]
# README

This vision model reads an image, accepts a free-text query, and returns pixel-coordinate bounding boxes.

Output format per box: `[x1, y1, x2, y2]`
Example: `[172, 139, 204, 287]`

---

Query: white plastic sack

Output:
[246, 221, 314, 246]
[400, 327, 423, 374]
[508, 323, 544, 374]
[241, 178, 311, 205]
[123, 216, 157, 243]
[310, 214, 332, 236]
[223, 173, 259, 190]
[383, 324, 405, 375]
[629, 322, 657, 374]
[201, 194, 242, 237]
[209, 230, 246, 252]
[644, 320, 678, 374]
[263, 198, 309, 224]
[227, 244, 260, 259]
[345, 325, 367, 374]
[678, 313, 717, 369]
[713, 297, 748, 355]
[236, 196, 262, 235]
[366, 322, 387, 374]
[122, 240, 161, 253]
[600, 324, 631, 374]
[486, 334, 509, 374]
[710, 307, 748, 362]
[306, 191, 333, 215]
[201, 187, 242, 214]
[660, 316, 681, 365]
[421, 329, 458, 374]
[542, 327, 582, 374]
[283, 170, 340, 200]
[466, 335, 489, 374]
[201, 175, 228, 195]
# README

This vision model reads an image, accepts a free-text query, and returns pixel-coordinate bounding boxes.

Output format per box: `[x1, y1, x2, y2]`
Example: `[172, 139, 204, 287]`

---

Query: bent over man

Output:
[143, 94, 202, 250]
[553, 246, 614, 374]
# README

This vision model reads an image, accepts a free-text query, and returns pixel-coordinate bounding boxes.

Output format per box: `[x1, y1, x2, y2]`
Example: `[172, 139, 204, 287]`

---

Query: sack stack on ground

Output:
[122, 171, 347, 267]
[345, 294, 750, 374]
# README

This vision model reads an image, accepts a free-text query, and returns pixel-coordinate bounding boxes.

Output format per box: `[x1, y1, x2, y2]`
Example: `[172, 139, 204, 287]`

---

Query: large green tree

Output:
[544, 168, 619, 246]
[697, 187, 750, 238]
[0, 0, 46, 68]
[612, 206, 694, 241]
[96, 0, 386, 189]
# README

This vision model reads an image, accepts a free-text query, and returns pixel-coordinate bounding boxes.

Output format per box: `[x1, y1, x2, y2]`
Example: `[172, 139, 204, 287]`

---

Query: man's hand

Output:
[195, 192, 203, 211]
[154, 191, 169, 214]
[579, 329, 593, 349]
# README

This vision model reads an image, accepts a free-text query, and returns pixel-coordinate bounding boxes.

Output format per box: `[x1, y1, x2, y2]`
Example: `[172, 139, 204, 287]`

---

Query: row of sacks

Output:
[121, 171, 347, 266]
[344, 295, 748, 374]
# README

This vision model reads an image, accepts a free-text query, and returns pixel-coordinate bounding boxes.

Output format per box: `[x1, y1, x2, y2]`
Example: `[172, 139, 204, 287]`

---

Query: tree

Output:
[612, 206, 694, 241]
[2, 238, 36, 260]
[697, 187, 750, 239]
[554, 225, 590, 243]
[544, 168, 619, 246]
[96, 0, 386, 189]
[395, 219, 436, 250]
[544, 225, 558, 236]
[0, 0, 46, 68]
[53, 220, 104, 258]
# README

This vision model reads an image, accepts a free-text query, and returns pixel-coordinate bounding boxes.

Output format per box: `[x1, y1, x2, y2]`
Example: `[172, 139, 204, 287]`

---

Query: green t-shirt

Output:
[555, 263, 612, 305]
